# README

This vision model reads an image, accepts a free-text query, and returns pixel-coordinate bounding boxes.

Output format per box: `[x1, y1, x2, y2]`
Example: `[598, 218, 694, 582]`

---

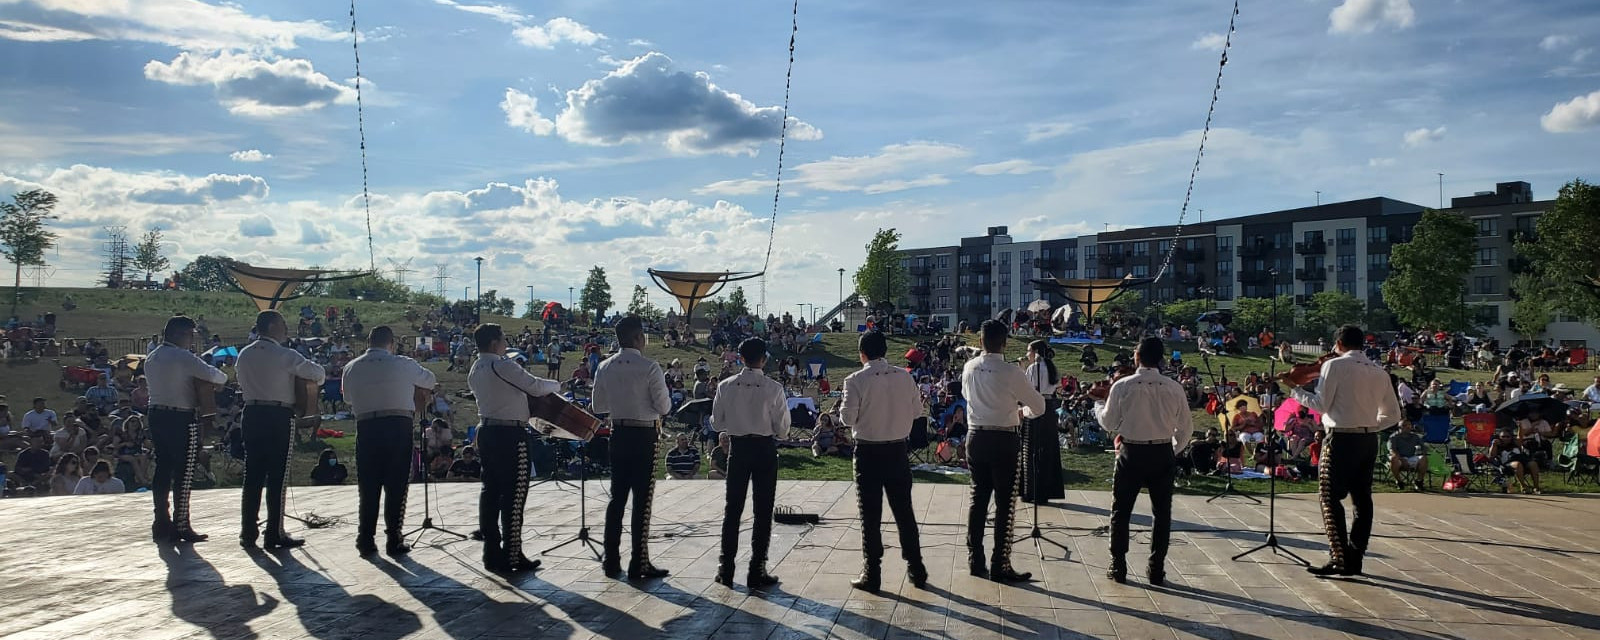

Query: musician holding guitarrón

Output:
[590, 316, 673, 581]
[343, 326, 437, 557]
[236, 310, 326, 550]
[468, 323, 560, 573]
[146, 315, 228, 544]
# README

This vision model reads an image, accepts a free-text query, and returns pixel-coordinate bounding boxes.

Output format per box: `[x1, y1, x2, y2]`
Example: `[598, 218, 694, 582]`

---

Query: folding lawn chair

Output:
[907, 417, 934, 465]
[1555, 435, 1600, 486]
[1444, 447, 1490, 492]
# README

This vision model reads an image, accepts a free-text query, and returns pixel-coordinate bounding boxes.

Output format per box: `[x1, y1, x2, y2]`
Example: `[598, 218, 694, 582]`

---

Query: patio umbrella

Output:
[1196, 310, 1233, 325]
[1494, 393, 1568, 423]
[1273, 397, 1321, 431]
[995, 308, 1014, 324]
[1026, 299, 1052, 313]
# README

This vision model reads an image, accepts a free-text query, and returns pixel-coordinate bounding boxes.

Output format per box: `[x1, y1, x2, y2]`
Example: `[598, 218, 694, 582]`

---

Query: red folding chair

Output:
[1463, 413, 1496, 454]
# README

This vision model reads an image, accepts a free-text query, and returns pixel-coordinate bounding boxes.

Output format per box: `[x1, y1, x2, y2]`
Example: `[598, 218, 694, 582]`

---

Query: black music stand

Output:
[541, 439, 602, 561]
[1014, 409, 1071, 559]
[531, 436, 580, 491]
[1231, 279, 1309, 567]
[406, 420, 468, 547]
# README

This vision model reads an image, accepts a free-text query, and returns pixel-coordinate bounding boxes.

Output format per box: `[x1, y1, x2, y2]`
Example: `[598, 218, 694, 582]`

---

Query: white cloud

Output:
[696, 142, 968, 195]
[513, 18, 604, 49]
[1541, 90, 1600, 133]
[551, 52, 821, 155]
[861, 175, 950, 195]
[1368, 157, 1396, 167]
[144, 51, 357, 116]
[430, 0, 525, 25]
[1401, 126, 1446, 148]
[1540, 35, 1576, 52]
[499, 88, 555, 135]
[1191, 32, 1227, 52]
[968, 160, 1046, 176]
[239, 215, 276, 237]
[1328, 0, 1415, 35]
[0, 0, 343, 52]
[299, 220, 331, 245]
[1573, 48, 1594, 64]
[1024, 121, 1078, 144]
[229, 149, 271, 162]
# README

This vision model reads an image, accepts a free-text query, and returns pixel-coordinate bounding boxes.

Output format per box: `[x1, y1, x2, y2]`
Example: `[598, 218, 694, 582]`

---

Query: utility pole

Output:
[527, 285, 534, 318]
[387, 258, 414, 288]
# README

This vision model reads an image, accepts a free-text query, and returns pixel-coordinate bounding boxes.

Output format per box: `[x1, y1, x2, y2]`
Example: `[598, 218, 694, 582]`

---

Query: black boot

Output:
[173, 528, 209, 543]
[1107, 556, 1127, 583]
[850, 562, 881, 593]
[385, 534, 411, 557]
[967, 549, 989, 579]
[506, 552, 541, 572]
[602, 555, 624, 578]
[628, 560, 669, 581]
[356, 536, 379, 556]
[1147, 560, 1165, 586]
[714, 562, 735, 587]
[747, 563, 780, 590]
[990, 562, 1032, 583]
[153, 518, 173, 543]
[263, 531, 304, 549]
[907, 561, 929, 589]
[1307, 561, 1345, 577]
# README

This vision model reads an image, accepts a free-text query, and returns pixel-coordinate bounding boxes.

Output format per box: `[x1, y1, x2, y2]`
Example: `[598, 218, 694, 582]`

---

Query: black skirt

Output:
[1021, 400, 1065, 502]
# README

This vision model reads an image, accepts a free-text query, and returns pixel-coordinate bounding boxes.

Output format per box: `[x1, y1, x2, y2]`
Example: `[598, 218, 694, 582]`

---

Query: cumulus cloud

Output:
[3, 164, 269, 206]
[500, 89, 555, 135]
[549, 52, 821, 155]
[229, 149, 272, 162]
[1540, 35, 1576, 51]
[1191, 32, 1227, 52]
[299, 220, 331, 245]
[144, 51, 356, 116]
[1024, 121, 1078, 144]
[1329, 0, 1415, 35]
[1541, 90, 1600, 133]
[0, 0, 343, 52]
[696, 142, 968, 196]
[513, 18, 604, 49]
[239, 215, 276, 237]
[1401, 126, 1446, 148]
[968, 160, 1047, 176]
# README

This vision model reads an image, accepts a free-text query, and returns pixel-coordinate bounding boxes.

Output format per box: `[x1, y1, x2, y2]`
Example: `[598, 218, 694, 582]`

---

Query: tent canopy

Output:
[647, 269, 762, 317]
[1030, 275, 1153, 325]
[223, 260, 369, 312]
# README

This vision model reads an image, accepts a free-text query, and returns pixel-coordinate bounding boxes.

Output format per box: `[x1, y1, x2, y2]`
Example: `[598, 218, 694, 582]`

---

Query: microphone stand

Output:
[1231, 281, 1308, 566]
[406, 419, 468, 547]
[541, 439, 602, 560]
[1014, 397, 1071, 559]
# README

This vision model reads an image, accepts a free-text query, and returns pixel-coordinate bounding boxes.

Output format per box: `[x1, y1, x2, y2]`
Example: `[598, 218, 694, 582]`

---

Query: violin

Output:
[1280, 352, 1337, 387]
[1085, 366, 1134, 401]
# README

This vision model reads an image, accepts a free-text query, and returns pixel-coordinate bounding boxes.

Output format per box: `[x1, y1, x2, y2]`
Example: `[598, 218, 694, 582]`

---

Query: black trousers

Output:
[356, 416, 413, 539]
[966, 429, 1022, 565]
[1109, 443, 1176, 566]
[854, 441, 921, 566]
[478, 424, 532, 563]
[604, 426, 661, 567]
[150, 407, 199, 529]
[241, 405, 293, 537]
[1020, 403, 1064, 502]
[721, 436, 778, 569]
[1320, 431, 1377, 568]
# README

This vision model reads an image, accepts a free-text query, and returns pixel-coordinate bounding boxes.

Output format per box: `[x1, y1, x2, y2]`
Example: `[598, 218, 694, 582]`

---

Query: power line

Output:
[1154, 0, 1239, 284]
[350, 0, 375, 272]
[759, 0, 799, 314]
[432, 263, 451, 299]
[387, 257, 414, 288]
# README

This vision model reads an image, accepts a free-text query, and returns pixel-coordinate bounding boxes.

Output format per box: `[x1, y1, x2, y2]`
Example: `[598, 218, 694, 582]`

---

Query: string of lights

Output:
[350, 0, 376, 272]
[1153, 0, 1240, 284]
[760, 0, 799, 313]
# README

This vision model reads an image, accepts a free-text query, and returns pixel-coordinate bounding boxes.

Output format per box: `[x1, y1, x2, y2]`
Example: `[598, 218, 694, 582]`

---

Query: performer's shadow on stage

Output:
[1146, 582, 1459, 640]
[1061, 502, 1344, 556]
[373, 551, 640, 639]
[161, 545, 279, 640]
[1358, 574, 1600, 632]
[246, 548, 423, 640]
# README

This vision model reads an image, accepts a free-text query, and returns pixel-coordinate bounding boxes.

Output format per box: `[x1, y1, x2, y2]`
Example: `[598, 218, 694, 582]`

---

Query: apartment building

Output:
[894, 181, 1600, 346]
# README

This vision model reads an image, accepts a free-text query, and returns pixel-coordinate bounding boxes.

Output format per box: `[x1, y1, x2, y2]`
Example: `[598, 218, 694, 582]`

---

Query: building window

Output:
[1083, 245, 1097, 259]
[959, 295, 970, 307]
[899, 258, 910, 269]
[1274, 232, 1293, 250]
[1132, 265, 1149, 277]
[1513, 215, 1537, 240]
[1369, 280, 1384, 297]
[1337, 228, 1356, 245]
[1400, 224, 1414, 241]
[1215, 284, 1233, 300]
[980, 254, 990, 264]
[1040, 248, 1051, 259]
[1217, 260, 1233, 276]
[1338, 281, 1356, 295]
[1337, 255, 1355, 272]
[937, 275, 949, 288]
[1304, 283, 1317, 296]
[938, 254, 950, 269]
[1185, 238, 1201, 250]
[1368, 227, 1388, 243]
[959, 274, 970, 287]
[1184, 261, 1197, 274]
[1276, 283, 1293, 297]
[1474, 275, 1496, 295]
[1216, 236, 1234, 252]
[1063, 269, 1078, 280]
[1132, 242, 1148, 256]
[1020, 250, 1033, 263]
[998, 251, 1010, 266]
[1477, 247, 1498, 267]
[1475, 218, 1498, 237]
[999, 275, 1011, 288]
[1112, 267, 1125, 278]
[1476, 305, 1500, 327]
[1085, 266, 1098, 278]
[1303, 231, 1324, 244]
[1157, 240, 1172, 255]
[1064, 247, 1077, 262]
[1368, 253, 1389, 270]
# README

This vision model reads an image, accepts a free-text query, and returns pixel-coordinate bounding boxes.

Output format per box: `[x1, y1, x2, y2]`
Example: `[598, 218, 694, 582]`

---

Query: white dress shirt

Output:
[1024, 362, 1056, 398]
[960, 353, 1046, 427]
[711, 368, 789, 438]
[590, 348, 672, 422]
[1094, 367, 1193, 453]
[236, 337, 326, 404]
[1290, 351, 1401, 432]
[1397, 381, 1414, 406]
[145, 342, 228, 409]
[840, 359, 923, 441]
[343, 347, 438, 416]
[469, 353, 561, 422]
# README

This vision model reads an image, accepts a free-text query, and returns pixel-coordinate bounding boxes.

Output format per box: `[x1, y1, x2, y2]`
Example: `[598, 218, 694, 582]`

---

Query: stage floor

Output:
[1, 480, 1598, 640]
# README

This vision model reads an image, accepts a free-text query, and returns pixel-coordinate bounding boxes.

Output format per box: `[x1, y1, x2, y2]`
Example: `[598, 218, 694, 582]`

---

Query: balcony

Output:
[910, 285, 931, 296]
[1239, 269, 1273, 284]
[965, 302, 991, 314]
[1295, 268, 1327, 281]
[1177, 248, 1206, 262]
[909, 263, 931, 275]
[1294, 241, 1327, 255]
[1236, 243, 1269, 258]
[1294, 295, 1310, 306]
[1032, 257, 1056, 270]
[962, 261, 989, 273]
[1098, 253, 1126, 266]
[1178, 273, 1206, 285]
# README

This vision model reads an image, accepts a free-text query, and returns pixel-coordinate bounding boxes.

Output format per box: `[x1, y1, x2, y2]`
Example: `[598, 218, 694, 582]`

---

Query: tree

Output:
[1161, 299, 1211, 327]
[1302, 291, 1365, 341]
[131, 228, 170, 284]
[579, 266, 613, 321]
[1518, 178, 1600, 322]
[1230, 296, 1296, 337]
[1508, 273, 1555, 342]
[626, 285, 663, 320]
[523, 298, 548, 320]
[854, 228, 907, 310]
[725, 286, 750, 318]
[0, 189, 59, 315]
[1103, 289, 1143, 315]
[1383, 209, 1476, 332]
[480, 289, 516, 316]
[176, 255, 234, 292]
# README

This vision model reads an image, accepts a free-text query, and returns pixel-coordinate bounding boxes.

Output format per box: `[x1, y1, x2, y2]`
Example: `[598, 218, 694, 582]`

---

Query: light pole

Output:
[527, 285, 534, 318]
[568, 286, 574, 309]
[795, 303, 804, 322]
[837, 268, 845, 308]
[474, 256, 484, 324]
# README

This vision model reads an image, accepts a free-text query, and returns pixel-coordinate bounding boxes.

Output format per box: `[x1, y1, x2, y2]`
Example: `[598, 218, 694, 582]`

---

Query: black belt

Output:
[611, 418, 660, 428]
[245, 400, 293, 408]
[1327, 426, 1386, 435]
[149, 404, 194, 413]
[481, 418, 526, 428]
[970, 424, 1019, 433]
[1122, 438, 1172, 445]
[730, 434, 775, 440]
[356, 410, 413, 421]
[856, 437, 907, 445]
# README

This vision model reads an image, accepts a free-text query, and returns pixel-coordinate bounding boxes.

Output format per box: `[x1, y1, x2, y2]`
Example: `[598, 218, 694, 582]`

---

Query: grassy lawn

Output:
[4, 287, 1595, 495]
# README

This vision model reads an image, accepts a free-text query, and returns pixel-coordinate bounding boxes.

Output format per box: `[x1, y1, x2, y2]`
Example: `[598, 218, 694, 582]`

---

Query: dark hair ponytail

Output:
[1029, 340, 1059, 386]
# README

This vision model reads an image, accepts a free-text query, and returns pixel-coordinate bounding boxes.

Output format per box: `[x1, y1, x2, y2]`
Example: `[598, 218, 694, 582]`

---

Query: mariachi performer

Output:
[590, 316, 673, 580]
[342, 325, 437, 556]
[146, 315, 228, 543]
[236, 310, 326, 549]
[711, 338, 788, 589]
[1021, 339, 1065, 504]
[961, 320, 1045, 583]
[467, 323, 561, 573]
[839, 330, 927, 592]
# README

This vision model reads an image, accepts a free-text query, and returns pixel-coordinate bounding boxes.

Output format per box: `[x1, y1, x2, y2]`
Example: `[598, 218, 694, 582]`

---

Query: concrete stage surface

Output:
[2, 481, 1598, 640]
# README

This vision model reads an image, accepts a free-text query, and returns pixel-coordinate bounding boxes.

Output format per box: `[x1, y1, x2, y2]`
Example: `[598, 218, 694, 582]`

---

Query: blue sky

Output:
[0, 0, 1597, 315]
